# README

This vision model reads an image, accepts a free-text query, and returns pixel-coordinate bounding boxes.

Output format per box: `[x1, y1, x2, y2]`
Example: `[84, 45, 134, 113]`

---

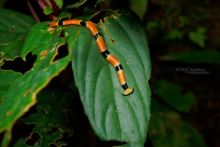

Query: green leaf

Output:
[43, 6, 54, 15]
[0, 8, 35, 60]
[66, 10, 151, 145]
[129, 0, 148, 19]
[149, 100, 207, 147]
[21, 23, 64, 61]
[153, 80, 196, 112]
[160, 50, 220, 63]
[188, 27, 207, 47]
[0, 23, 70, 146]
[23, 89, 74, 146]
[54, 0, 63, 8]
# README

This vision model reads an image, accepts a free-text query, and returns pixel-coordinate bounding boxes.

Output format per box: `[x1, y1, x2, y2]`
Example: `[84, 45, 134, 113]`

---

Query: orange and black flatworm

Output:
[50, 19, 134, 96]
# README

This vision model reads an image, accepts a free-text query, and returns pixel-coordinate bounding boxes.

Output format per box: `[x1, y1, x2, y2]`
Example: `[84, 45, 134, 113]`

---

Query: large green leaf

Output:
[66, 10, 151, 146]
[0, 8, 35, 60]
[0, 23, 70, 146]
[149, 100, 207, 147]
[23, 89, 74, 146]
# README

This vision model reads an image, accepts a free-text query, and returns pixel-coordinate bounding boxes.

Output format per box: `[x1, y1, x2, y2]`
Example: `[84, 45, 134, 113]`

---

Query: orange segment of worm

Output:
[63, 20, 81, 25]
[96, 37, 106, 52]
[107, 55, 120, 67]
[86, 21, 99, 35]
[117, 70, 126, 85]
[49, 22, 58, 27]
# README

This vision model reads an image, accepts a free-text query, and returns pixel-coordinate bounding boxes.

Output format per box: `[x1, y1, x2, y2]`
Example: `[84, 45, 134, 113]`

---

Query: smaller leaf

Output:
[188, 27, 207, 47]
[54, 0, 63, 8]
[43, 6, 53, 15]
[21, 22, 64, 61]
[153, 80, 196, 112]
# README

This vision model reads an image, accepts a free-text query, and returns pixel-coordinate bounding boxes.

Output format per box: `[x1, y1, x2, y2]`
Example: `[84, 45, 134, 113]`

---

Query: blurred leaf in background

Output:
[43, 0, 64, 15]
[153, 80, 196, 112]
[149, 99, 207, 147]
[188, 27, 207, 48]
[129, 0, 148, 19]
[165, 29, 184, 41]
[160, 50, 220, 63]
[147, 20, 164, 32]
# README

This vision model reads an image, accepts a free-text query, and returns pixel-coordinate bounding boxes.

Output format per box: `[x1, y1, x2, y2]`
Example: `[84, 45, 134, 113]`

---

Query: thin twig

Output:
[27, 0, 40, 22]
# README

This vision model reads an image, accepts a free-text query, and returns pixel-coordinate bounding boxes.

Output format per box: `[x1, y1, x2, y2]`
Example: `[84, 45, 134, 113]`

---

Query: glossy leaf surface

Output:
[66, 10, 151, 145]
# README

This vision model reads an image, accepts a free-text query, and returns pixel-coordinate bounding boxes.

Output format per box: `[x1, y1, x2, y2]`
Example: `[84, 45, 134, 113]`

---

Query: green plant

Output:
[0, 0, 151, 146]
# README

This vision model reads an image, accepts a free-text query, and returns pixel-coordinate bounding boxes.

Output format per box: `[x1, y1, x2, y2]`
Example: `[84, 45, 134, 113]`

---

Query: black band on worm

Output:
[94, 32, 101, 40]
[101, 50, 110, 58]
[58, 18, 68, 26]
[122, 83, 128, 90]
[115, 64, 123, 71]
[58, 20, 63, 26]
[80, 21, 86, 27]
